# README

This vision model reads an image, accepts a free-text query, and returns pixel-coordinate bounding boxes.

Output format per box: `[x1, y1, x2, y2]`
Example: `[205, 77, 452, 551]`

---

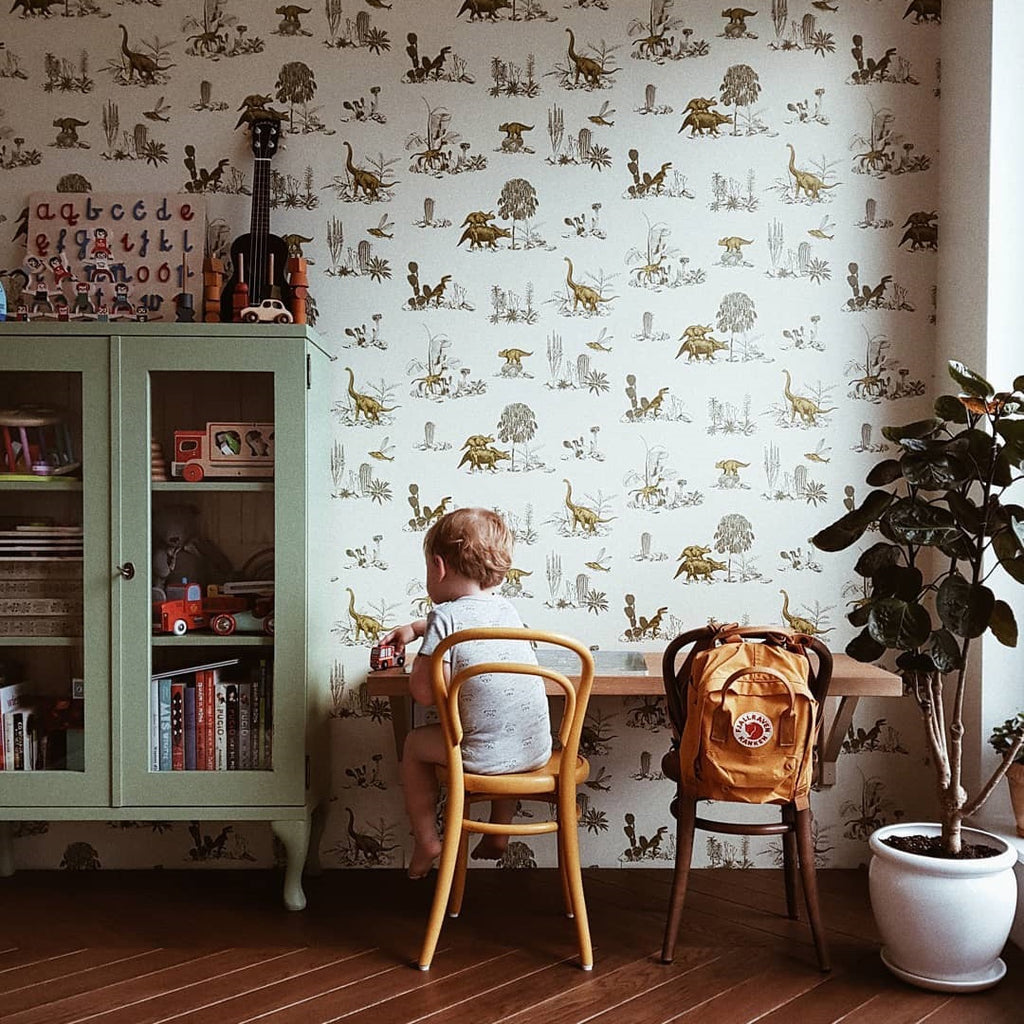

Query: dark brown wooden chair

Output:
[659, 624, 833, 972]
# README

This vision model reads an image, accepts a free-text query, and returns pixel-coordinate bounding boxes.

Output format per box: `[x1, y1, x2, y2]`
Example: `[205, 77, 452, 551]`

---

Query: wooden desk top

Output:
[365, 651, 903, 699]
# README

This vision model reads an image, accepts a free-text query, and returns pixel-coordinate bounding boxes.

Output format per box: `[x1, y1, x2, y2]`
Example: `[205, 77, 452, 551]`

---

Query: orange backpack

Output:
[676, 628, 819, 809]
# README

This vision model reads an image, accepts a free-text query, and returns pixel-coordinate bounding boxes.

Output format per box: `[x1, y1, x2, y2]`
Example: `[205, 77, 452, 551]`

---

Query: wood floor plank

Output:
[239, 945, 535, 1024]
[3, 949, 257, 1024]
[162, 948, 393, 1024]
[665, 956, 834, 1023]
[2, 949, 167, 1014]
[496, 947, 734, 1024]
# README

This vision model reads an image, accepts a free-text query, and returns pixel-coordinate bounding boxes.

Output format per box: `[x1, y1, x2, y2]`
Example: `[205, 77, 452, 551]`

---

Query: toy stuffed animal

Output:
[151, 503, 234, 601]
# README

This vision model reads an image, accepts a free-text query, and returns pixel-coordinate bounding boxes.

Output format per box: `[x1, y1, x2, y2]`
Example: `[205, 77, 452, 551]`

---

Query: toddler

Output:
[379, 508, 551, 879]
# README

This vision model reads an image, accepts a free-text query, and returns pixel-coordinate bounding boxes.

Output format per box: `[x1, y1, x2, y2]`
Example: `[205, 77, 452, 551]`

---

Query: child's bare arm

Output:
[379, 619, 427, 654]
[409, 653, 448, 707]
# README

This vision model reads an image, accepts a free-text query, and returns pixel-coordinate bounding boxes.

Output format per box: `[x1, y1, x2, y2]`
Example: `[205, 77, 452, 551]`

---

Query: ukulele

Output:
[220, 119, 290, 322]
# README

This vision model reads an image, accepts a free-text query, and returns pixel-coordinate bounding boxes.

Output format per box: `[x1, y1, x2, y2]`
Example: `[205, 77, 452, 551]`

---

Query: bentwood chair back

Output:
[418, 627, 595, 971]
[659, 624, 833, 972]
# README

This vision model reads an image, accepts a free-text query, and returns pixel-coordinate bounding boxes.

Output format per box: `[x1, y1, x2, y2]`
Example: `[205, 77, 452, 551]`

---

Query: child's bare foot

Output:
[408, 837, 442, 879]
[471, 835, 508, 861]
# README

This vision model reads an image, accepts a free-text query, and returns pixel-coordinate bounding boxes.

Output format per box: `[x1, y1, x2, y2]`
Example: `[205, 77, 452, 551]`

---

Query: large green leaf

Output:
[901, 447, 970, 490]
[812, 490, 893, 551]
[936, 573, 995, 638]
[990, 600, 1019, 647]
[847, 602, 872, 627]
[847, 628, 886, 663]
[865, 459, 903, 486]
[928, 628, 963, 672]
[996, 417, 1024, 449]
[945, 491, 982, 535]
[868, 598, 932, 650]
[884, 498, 961, 547]
[874, 564, 924, 601]
[882, 418, 942, 444]
[998, 555, 1024, 585]
[853, 541, 900, 577]
[934, 393, 968, 424]
[896, 650, 937, 674]
[948, 360, 993, 398]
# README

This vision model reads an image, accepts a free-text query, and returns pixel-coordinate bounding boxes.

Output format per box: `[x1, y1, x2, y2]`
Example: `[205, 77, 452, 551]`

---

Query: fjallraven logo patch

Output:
[733, 711, 773, 748]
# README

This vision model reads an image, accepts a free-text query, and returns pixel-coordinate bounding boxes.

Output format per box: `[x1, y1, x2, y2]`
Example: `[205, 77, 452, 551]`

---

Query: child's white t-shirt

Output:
[419, 594, 552, 774]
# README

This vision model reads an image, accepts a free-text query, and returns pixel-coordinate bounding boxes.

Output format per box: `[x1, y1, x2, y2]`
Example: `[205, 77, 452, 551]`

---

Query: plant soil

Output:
[883, 834, 1002, 859]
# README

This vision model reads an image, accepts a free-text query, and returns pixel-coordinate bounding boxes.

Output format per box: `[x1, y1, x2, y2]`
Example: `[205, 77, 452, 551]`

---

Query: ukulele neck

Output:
[247, 155, 272, 304]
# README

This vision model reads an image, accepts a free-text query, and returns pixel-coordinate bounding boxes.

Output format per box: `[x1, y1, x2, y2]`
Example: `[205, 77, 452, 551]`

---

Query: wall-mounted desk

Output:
[364, 650, 903, 786]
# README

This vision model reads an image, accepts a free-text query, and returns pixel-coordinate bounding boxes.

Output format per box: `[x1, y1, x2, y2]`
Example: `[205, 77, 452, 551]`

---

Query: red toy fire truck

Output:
[369, 644, 405, 671]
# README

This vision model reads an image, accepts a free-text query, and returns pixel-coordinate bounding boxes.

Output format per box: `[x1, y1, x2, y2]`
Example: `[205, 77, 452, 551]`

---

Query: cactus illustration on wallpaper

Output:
[622, 594, 669, 641]
[324, 4, 390, 52]
[488, 52, 540, 97]
[183, 2, 265, 58]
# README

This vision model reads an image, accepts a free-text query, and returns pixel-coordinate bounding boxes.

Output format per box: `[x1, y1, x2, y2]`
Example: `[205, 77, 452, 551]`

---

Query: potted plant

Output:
[812, 360, 1024, 991]
[990, 712, 1024, 837]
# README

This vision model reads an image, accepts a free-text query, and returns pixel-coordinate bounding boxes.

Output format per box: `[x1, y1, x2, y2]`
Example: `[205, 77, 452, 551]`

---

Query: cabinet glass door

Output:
[0, 334, 111, 806]
[117, 334, 307, 807]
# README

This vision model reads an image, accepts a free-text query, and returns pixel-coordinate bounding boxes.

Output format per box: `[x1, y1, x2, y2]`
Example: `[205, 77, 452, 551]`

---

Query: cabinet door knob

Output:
[116, 562, 135, 580]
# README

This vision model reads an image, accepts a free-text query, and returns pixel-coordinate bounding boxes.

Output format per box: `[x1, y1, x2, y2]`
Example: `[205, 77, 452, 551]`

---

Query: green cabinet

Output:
[0, 324, 329, 909]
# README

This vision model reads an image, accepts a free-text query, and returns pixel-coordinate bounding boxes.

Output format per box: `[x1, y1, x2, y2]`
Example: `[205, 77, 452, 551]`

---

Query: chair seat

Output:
[464, 753, 590, 795]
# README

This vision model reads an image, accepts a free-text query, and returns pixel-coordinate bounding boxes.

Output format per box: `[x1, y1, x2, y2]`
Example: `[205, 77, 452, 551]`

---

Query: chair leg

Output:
[448, 830, 471, 918]
[660, 788, 697, 964]
[781, 803, 799, 920]
[795, 807, 831, 972]
[559, 818, 593, 970]
[418, 789, 465, 971]
[557, 825, 574, 919]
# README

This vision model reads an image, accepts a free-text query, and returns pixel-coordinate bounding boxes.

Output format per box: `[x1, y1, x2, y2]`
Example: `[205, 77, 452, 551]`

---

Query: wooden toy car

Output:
[370, 644, 405, 671]
[171, 421, 274, 481]
[153, 579, 207, 635]
[240, 298, 293, 324]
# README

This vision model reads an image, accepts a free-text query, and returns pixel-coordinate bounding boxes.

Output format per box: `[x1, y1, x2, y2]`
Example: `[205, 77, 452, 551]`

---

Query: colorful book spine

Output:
[195, 672, 208, 771]
[184, 681, 197, 771]
[170, 681, 186, 771]
[251, 669, 263, 770]
[225, 683, 239, 770]
[158, 677, 172, 772]
[204, 671, 216, 770]
[237, 682, 252, 770]
[214, 679, 227, 771]
[150, 678, 160, 771]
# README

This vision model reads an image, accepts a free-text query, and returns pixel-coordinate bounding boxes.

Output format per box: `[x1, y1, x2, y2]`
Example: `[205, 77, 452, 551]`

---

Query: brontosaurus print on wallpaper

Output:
[0, 0, 940, 872]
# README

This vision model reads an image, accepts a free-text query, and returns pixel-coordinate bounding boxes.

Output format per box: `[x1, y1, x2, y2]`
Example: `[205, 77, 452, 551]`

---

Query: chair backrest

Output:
[428, 627, 595, 772]
[662, 623, 833, 744]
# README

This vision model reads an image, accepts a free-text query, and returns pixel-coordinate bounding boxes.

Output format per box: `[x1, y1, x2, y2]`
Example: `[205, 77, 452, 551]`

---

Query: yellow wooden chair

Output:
[418, 627, 595, 971]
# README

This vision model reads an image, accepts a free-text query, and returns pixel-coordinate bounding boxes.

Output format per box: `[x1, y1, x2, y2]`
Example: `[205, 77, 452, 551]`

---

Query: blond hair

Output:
[423, 508, 512, 589]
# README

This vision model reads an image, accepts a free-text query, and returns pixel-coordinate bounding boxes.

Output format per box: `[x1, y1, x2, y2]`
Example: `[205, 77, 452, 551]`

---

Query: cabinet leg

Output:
[0, 822, 14, 877]
[271, 818, 310, 911]
[305, 802, 326, 877]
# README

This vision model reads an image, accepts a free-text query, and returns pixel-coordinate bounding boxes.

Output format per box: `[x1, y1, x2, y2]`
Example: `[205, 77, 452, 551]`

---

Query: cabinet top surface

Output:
[0, 322, 318, 339]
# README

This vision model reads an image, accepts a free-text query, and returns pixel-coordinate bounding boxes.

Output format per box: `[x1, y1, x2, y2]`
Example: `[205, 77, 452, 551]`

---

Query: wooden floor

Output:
[1, 867, 1021, 1024]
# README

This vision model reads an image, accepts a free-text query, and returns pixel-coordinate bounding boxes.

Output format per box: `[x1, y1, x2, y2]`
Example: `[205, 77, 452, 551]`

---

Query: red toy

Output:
[172, 421, 274, 482]
[153, 579, 274, 636]
[370, 644, 405, 671]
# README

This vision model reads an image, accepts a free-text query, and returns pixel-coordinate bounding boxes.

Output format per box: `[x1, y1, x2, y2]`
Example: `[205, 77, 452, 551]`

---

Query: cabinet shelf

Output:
[0, 479, 82, 492]
[151, 635, 274, 648]
[151, 481, 274, 493]
[0, 636, 81, 648]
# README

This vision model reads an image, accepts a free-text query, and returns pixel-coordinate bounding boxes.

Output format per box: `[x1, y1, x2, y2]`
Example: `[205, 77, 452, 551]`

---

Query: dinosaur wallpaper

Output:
[0, 0, 943, 872]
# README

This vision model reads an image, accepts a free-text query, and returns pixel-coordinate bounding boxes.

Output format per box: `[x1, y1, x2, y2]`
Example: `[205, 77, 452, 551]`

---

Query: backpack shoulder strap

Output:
[662, 621, 738, 740]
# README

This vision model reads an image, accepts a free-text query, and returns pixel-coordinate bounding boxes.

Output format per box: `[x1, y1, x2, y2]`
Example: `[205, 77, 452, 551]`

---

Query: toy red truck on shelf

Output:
[153, 579, 274, 636]
[369, 643, 405, 671]
[171, 421, 274, 482]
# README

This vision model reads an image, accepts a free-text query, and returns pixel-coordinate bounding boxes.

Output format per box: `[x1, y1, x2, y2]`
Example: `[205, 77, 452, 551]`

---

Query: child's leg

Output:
[471, 798, 516, 860]
[401, 723, 447, 878]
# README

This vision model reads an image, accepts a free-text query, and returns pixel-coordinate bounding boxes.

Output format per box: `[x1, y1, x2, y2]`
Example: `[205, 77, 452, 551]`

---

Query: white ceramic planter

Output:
[869, 822, 1018, 992]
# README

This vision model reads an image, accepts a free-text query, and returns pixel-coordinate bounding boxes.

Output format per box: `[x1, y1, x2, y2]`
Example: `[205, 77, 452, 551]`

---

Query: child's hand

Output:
[379, 621, 419, 653]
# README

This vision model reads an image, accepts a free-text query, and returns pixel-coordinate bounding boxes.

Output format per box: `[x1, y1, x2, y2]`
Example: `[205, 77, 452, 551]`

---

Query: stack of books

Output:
[0, 680, 84, 771]
[0, 525, 84, 637]
[150, 657, 273, 772]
